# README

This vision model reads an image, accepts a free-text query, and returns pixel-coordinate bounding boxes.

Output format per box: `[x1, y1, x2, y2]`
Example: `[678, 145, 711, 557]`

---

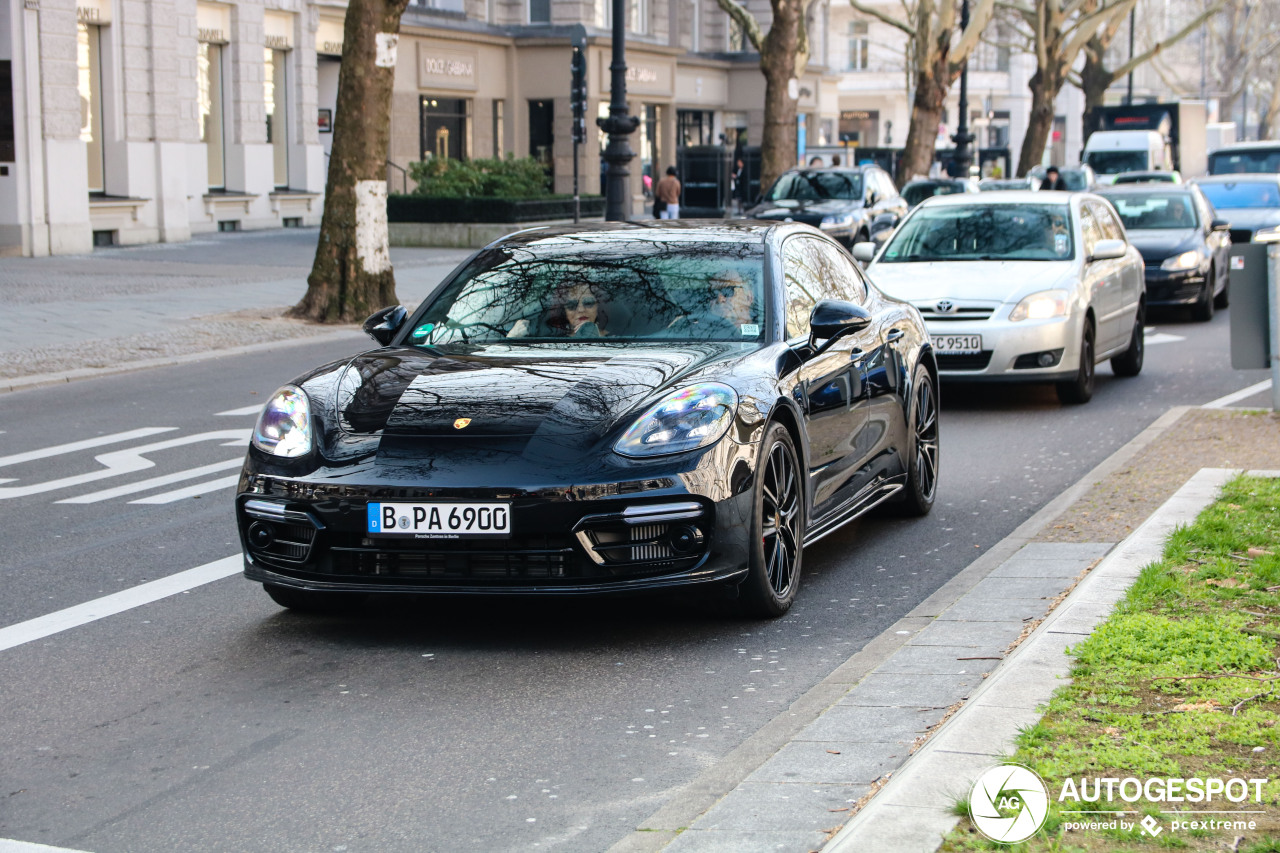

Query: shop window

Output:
[677, 110, 713, 147]
[528, 99, 553, 188]
[77, 22, 105, 193]
[422, 97, 471, 162]
[847, 21, 868, 71]
[264, 48, 289, 188]
[198, 42, 225, 189]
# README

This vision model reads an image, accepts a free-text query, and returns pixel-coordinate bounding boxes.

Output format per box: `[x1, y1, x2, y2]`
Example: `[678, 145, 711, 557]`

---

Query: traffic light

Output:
[570, 44, 587, 144]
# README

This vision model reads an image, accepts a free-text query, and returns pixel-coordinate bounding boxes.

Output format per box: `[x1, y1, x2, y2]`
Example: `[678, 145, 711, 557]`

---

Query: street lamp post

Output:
[949, 0, 975, 178]
[596, 0, 640, 221]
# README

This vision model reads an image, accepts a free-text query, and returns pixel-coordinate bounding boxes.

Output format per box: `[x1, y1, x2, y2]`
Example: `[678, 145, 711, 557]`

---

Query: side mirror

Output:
[363, 305, 408, 346]
[1211, 218, 1230, 231]
[1089, 238, 1127, 262]
[852, 242, 877, 263]
[808, 299, 873, 355]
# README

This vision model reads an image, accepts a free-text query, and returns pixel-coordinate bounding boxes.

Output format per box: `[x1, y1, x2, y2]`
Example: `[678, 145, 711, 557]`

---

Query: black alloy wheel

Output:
[1056, 321, 1096, 405]
[1110, 303, 1145, 378]
[895, 366, 940, 516]
[1191, 268, 1215, 322]
[739, 423, 804, 617]
[264, 583, 363, 614]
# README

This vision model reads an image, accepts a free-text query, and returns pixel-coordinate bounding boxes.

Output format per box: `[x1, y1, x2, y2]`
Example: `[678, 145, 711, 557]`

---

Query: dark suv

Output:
[746, 165, 907, 248]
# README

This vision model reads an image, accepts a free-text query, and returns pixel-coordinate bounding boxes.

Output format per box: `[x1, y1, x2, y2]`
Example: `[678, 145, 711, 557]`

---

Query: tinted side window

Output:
[1193, 188, 1216, 230]
[1078, 205, 1103, 254]
[782, 238, 820, 339]
[878, 172, 898, 199]
[809, 238, 868, 303]
[1090, 200, 1126, 241]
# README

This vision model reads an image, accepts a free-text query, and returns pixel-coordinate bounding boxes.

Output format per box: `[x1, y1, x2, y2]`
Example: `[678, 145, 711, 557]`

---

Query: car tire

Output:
[892, 365, 940, 517]
[737, 423, 804, 618]
[264, 583, 362, 614]
[1213, 266, 1230, 309]
[1110, 303, 1145, 378]
[1056, 321, 1096, 405]
[1191, 271, 1215, 322]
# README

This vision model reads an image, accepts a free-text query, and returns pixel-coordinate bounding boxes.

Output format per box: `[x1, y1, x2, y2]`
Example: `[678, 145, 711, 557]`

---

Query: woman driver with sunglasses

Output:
[507, 281, 610, 338]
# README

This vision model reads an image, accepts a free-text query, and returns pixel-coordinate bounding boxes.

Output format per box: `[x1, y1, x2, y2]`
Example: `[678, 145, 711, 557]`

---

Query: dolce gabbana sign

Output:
[417, 45, 477, 90]
[598, 55, 670, 96]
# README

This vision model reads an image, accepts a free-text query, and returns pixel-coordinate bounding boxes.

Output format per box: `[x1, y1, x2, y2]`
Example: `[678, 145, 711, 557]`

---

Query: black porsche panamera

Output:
[235, 222, 939, 617]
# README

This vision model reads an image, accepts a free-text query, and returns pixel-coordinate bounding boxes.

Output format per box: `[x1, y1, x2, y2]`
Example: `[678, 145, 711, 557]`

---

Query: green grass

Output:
[940, 475, 1280, 852]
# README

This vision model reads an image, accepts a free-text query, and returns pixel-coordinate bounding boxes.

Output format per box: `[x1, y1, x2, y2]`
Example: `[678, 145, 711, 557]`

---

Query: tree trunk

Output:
[1079, 48, 1113, 147]
[897, 59, 949, 187]
[1017, 70, 1060, 176]
[289, 0, 411, 324]
[757, 0, 800, 192]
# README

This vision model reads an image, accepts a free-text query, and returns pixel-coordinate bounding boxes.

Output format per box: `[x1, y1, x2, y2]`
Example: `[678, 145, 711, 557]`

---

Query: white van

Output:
[1082, 130, 1173, 184]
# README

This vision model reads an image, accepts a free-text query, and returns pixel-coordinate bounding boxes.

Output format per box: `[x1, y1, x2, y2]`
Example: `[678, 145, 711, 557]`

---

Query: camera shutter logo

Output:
[969, 764, 1050, 843]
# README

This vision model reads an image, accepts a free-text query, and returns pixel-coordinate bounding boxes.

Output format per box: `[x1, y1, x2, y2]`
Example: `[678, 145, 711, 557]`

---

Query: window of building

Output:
[529, 99, 553, 188]
[410, 0, 466, 12]
[77, 21, 105, 193]
[529, 0, 550, 24]
[628, 0, 647, 33]
[198, 42, 225, 189]
[847, 21, 868, 71]
[677, 110, 714, 146]
[264, 48, 289, 188]
[493, 99, 505, 158]
[679, 0, 699, 51]
[422, 97, 472, 161]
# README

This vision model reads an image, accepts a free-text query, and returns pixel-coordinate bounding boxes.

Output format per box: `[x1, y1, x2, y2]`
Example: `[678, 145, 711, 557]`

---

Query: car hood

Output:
[326, 344, 743, 441]
[1210, 207, 1280, 230]
[748, 199, 862, 221]
[1125, 228, 1200, 262]
[866, 261, 1075, 303]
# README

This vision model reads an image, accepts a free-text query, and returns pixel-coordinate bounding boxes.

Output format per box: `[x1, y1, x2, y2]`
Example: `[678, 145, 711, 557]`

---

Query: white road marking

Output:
[58, 459, 244, 504]
[0, 840, 94, 853]
[0, 430, 248, 500]
[216, 404, 264, 417]
[1142, 330, 1185, 346]
[130, 474, 242, 504]
[0, 556, 242, 653]
[0, 427, 175, 468]
[1204, 379, 1274, 409]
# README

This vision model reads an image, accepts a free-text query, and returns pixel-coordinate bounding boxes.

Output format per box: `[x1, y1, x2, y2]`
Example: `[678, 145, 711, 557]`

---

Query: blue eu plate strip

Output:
[367, 503, 381, 533]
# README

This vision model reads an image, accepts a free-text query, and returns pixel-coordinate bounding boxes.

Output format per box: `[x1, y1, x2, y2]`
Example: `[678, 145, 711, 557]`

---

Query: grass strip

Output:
[942, 474, 1280, 852]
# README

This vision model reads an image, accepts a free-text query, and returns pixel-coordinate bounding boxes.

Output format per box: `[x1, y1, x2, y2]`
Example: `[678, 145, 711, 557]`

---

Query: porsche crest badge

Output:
[453, 418, 472, 430]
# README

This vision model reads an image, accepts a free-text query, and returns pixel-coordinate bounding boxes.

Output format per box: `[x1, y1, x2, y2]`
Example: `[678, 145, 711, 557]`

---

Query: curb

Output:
[822, 466, 1258, 852]
[0, 329, 365, 394]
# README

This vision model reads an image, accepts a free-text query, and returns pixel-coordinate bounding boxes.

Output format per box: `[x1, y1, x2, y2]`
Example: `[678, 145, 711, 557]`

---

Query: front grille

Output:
[630, 524, 677, 562]
[937, 351, 993, 371]
[331, 540, 572, 580]
[1230, 229, 1254, 245]
[920, 307, 995, 322]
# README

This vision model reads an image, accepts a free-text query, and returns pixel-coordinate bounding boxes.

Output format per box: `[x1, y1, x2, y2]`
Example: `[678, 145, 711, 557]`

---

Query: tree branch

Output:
[714, 0, 765, 52]
[849, 0, 916, 38]
[949, 0, 998, 74]
[1106, 3, 1223, 82]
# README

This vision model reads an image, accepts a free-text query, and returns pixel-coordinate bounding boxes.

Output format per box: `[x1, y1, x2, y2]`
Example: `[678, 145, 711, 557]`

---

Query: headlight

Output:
[614, 384, 738, 458]
[1254, 225, 1280, 243]
[251, 385, 313, 458]
[1009, 289, 1069, 322]
[1161, 249, 1203, 271]
[820, 213, 855, 229]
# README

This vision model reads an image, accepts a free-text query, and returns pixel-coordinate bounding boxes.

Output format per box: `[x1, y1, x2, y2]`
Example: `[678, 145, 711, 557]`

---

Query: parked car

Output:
[1098, 184, 1230, 321]
[1029, 165, 1097, 191]
[901, 177, 979, 209]
[1192, 175, 1280, 246]
[746, 166, 907, 247]
[978, 176, 1042, 192]
[1207, 141, 1280, 175]
[1111, 170, 1183, 184]
[854, 192, 1145, 404]
[237, 222, 939, 618]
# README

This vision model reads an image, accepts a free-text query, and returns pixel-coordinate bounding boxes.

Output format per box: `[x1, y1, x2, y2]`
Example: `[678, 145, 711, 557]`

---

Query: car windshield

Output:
[978, 180, 1031, 191]
[903, 182, 966, 206]
[1208, 148, 1280, 175]
[1196, 181, 1280, 209]
[1114, 173, 1175, 184]
[1084, 151, 1148, 175]
[879, 203, 1075, 262]
[765, 171, 863, 201]
[407, 236, 768, 348]
[1102, 193, 1198, 229]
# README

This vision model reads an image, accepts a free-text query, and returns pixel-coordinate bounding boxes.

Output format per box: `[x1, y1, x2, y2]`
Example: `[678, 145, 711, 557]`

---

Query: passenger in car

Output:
[508, 281, 612, 338]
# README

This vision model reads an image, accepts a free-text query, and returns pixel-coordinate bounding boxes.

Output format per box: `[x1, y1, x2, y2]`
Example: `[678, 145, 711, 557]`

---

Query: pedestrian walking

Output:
[655, 166, 681, 219]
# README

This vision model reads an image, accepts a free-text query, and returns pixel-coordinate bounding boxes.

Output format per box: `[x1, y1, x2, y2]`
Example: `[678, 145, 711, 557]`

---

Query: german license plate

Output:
[367, 502, 511, 539]
[934, 334, 982, 354]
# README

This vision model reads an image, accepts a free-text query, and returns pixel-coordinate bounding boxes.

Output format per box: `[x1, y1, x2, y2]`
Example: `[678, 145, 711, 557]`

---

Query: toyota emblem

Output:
[935, 300, 956, 314]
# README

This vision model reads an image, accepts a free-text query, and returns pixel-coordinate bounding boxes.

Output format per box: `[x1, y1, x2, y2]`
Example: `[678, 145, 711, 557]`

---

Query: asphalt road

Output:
[0, 309, 1271, 853]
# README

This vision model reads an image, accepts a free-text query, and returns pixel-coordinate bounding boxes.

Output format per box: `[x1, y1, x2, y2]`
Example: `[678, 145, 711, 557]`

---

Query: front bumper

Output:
[235, 458, 756, 596]
[1143, 266, 1207, 306]
[925, 315, 1083, 381]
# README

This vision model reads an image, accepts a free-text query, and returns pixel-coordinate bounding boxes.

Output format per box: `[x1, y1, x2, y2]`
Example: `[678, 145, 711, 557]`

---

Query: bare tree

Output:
[1001, 0, 1134, 175]
[1076, 2, 1221, 142]
[289, 0, 413, 324]
[850, 0, 995, 186]
[714, 0, 823, 191]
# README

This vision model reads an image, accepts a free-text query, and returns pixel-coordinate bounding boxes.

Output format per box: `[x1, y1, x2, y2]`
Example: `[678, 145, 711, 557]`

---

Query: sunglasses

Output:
[710, 285, 742, 299]
[563, 297, 597, 309]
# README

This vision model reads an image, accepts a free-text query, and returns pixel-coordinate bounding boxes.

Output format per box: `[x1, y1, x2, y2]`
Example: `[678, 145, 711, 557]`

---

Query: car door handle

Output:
[886, 329, 905, 343]
[849, 347, 864, 360]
